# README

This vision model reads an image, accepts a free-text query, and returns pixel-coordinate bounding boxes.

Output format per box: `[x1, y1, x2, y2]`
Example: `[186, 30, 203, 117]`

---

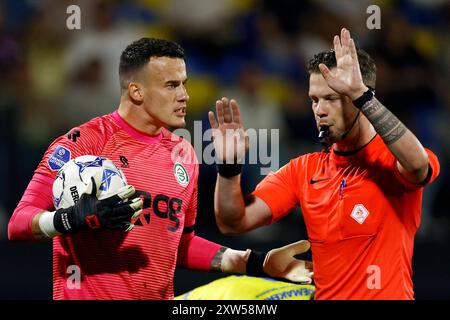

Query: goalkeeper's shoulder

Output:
[163, 128, 199, 166]
[47, 115, 117, 156]
[65, 114, 118, 146]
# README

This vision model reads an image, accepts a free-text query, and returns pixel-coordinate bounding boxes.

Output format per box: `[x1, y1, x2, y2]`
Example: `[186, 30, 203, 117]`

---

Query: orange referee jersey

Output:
[253, 135, 440, 300]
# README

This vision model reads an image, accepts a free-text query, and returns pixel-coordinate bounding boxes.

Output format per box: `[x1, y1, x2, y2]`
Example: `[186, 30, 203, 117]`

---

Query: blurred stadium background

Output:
[0, 0, 449, 299]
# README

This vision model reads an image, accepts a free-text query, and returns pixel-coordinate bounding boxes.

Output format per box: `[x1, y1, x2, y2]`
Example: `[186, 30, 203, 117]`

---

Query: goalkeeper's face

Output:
[140, 57, 189, 129]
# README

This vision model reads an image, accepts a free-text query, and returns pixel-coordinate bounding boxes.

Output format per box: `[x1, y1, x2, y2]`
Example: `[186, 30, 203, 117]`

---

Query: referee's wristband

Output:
[217, 163, 243, 178]
[352, 87, 375, 109]
[246, 250, 268, 277]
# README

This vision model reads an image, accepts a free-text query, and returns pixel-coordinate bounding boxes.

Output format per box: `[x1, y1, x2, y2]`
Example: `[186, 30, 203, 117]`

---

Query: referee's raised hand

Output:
[318, 28, 368, 101]
[208, 97, 249, 166]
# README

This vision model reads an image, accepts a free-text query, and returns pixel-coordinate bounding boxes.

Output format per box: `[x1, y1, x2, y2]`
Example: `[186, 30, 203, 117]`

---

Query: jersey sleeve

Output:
[393, 148, 440, 190]
[8, 120, 109, 241]
[252, 159, 299, 223]
[176, 141, 224, 271]
[176, 232, 223, 271]
[8, 173, 54, 241]
[35, 123, 108, 180]
[177, 166, 224, 272]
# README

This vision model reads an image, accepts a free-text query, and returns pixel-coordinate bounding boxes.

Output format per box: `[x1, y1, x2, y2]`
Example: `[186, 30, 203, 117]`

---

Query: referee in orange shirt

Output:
[208, 28, 440, 300]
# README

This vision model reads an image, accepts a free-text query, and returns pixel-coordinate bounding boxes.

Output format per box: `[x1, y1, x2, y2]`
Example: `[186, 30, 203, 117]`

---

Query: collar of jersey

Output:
[331, 134, 382, 164]
[112, 111, 163, 144]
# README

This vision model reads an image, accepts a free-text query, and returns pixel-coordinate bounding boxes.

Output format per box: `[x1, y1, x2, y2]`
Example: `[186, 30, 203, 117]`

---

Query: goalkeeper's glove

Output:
[53, 177, 143, 234]
[246, 240, 314, 283]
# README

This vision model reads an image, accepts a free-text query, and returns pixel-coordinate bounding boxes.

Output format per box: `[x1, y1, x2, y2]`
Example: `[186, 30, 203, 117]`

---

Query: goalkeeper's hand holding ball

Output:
[53, 177, 143, 234]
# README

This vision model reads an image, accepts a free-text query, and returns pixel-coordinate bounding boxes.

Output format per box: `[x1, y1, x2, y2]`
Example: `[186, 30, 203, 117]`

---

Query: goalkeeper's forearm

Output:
[8, 173, 57, 241]
[32, 211, 61, 240]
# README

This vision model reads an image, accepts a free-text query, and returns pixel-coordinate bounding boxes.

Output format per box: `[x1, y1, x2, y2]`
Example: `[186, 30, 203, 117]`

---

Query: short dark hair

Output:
[119, 37, 185, 91]
[307, 48, 376, 89]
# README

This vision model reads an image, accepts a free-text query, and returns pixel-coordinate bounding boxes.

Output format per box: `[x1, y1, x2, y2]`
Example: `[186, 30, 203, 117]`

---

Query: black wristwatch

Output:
[352, 87, 375, 109]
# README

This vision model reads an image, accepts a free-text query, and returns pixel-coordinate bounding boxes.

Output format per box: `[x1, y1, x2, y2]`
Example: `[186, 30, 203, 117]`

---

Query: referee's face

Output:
[309, 72, 358, 143]
[141, 57, 189, 129]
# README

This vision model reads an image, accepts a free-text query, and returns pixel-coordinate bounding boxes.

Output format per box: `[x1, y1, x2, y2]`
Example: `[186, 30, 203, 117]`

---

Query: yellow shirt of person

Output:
[175, 275, 315, 300]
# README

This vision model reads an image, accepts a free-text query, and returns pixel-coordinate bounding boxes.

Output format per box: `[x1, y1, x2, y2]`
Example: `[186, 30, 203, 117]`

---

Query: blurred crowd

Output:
[0, 0, 449, 298]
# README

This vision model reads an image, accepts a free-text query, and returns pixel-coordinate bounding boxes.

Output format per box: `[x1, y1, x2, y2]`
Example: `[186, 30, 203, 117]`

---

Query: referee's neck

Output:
[334, 119, 375, 153]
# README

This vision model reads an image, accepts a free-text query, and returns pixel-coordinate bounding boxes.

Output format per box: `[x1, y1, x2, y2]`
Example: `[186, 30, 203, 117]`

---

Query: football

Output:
[52, 155, 127, 209]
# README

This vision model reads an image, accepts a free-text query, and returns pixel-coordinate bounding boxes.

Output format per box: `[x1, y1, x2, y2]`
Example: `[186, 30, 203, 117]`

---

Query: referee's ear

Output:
[128, 82, 144, 103]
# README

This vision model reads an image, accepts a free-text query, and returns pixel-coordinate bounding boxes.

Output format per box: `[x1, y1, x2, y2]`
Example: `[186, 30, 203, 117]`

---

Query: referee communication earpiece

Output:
[340, 111, 361, 140]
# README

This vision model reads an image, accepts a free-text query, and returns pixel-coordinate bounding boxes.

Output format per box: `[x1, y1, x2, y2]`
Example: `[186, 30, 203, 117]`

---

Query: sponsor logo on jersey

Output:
[265, 287, 315, 300]
[133, 190, 183, 232]
[174, 162, 189, 187]
[67, 129, 80, 142]
[48, 146, 71, 171]
[351, 204, 370, 224]
[119, 155, 129, 168]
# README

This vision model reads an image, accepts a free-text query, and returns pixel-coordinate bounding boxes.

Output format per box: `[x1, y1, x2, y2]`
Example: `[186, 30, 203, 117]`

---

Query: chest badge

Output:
[351, 204, 370, 224]
[174, 162, 189, 187]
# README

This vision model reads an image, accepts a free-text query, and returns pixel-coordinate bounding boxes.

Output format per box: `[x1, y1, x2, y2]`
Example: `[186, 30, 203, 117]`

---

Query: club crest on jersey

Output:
[351, 204, 370, 224]
[48, 146, 71, 171]
[174, 162, 189, 187]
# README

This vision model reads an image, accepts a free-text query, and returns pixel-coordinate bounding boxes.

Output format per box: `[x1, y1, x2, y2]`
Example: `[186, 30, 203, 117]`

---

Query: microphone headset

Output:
[318, 110, 361, 148]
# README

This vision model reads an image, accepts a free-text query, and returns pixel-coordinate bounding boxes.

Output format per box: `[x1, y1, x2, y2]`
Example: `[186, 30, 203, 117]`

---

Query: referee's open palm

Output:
[208, 97, 249, 164]
[318, 28, 366, 100]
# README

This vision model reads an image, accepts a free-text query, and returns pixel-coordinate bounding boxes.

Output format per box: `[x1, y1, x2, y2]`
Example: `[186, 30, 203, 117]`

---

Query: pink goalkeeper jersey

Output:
[35, 111, 198, 300]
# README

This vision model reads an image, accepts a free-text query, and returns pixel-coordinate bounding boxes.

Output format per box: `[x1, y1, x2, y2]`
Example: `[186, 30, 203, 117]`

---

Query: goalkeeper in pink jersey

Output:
[7, 38, 313, 300]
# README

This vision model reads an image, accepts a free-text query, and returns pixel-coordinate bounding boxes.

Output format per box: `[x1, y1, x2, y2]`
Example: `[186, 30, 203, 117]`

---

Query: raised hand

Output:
[319, 28, 368, 100]
[208, 97, 248, 164]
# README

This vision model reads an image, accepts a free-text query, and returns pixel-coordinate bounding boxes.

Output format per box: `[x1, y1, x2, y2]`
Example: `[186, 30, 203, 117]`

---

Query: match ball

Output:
[52, 155, 127, 209]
